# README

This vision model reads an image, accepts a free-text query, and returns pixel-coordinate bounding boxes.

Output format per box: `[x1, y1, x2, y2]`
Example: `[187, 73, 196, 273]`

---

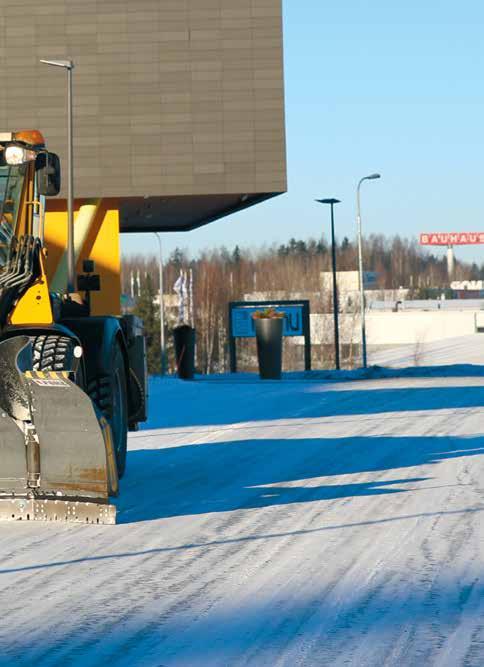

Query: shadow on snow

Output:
[144, 381, 484, 429]
[118, 433, 484, 523]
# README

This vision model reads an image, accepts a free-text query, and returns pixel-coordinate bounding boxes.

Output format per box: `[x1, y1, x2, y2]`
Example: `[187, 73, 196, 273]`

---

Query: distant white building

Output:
[321, 271, 410, 311]
[450, 280, 484, 290]
[320, 270, 378, 292]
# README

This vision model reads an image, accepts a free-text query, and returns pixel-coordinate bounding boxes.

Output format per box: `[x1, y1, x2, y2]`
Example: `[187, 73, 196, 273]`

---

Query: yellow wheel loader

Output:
[0, 130, 148, 524]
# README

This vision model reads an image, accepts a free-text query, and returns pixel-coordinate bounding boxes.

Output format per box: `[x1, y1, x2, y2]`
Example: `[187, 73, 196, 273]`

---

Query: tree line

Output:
[122, 234, 484, 374]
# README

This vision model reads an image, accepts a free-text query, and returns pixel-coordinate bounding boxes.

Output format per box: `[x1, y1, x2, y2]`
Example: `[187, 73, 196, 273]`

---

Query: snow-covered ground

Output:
[1, 337, 484, 665]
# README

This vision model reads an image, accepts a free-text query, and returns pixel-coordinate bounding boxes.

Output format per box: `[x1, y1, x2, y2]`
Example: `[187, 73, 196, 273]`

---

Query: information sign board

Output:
[231, 305, 304, 338]
[228, 300, 311, 373]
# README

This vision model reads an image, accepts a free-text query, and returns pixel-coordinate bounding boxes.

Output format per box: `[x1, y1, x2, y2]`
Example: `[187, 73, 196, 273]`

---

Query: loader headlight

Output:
[4, 145, 36, 166]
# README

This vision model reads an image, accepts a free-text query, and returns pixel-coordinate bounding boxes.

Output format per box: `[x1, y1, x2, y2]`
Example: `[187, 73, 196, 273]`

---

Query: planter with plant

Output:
[252, 308, 285, 379]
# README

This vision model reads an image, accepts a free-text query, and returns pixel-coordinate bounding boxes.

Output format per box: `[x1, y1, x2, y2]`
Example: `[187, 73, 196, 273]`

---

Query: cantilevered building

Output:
[0, 0, 286, 232]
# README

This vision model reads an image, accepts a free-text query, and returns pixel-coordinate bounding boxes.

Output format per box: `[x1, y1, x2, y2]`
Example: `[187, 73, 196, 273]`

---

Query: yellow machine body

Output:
[9, 247, 53, 325]
[43, 198, 122, 318]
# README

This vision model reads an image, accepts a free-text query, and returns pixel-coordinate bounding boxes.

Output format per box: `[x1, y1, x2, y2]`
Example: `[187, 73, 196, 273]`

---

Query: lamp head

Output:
[316, 198, 341, 205]
[367, 173, 381, 180]
[40, 59, 74, 69]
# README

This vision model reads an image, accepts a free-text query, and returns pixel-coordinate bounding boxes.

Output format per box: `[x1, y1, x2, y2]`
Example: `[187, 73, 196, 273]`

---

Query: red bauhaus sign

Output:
[420, 232, 484, 246]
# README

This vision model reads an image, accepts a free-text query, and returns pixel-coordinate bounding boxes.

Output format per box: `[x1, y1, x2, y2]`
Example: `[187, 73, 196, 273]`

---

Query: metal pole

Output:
[66, 62, 75, 293]
[356, 173, 380, 369]
[356, 180, 367, 368]
[155, 233, 166, 375]
[329, 203, 340, 370]
[316, 198, 341, 371]
[40, 59, 75, 293]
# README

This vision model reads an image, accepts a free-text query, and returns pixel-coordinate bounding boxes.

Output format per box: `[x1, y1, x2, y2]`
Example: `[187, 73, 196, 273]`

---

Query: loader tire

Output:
[32, 334, 85, 388]
[107, 342, 128, 479]
[32, 334, 72, 371]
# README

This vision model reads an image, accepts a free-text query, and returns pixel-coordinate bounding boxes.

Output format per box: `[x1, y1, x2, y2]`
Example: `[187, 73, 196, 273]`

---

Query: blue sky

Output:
[122, 0, 484, 264]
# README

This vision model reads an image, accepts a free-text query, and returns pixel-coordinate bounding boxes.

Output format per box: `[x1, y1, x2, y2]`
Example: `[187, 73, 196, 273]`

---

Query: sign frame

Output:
[228, 300, 311, 373]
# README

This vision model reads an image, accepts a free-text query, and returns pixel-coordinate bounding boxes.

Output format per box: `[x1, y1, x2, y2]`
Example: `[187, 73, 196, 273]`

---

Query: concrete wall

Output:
[309, 311, 482, 346]
[366, 311, 479, 345]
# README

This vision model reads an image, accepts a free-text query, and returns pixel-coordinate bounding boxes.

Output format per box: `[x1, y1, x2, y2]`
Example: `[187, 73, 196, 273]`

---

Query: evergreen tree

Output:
[170, 247, 186, 270]
[288, 237, 298, 254]
[295, 239, 307, 255]
[232, 244, 241, 264]
[133, 274, 161, 375]
[278, 244, 289, 256]
[316, 238, 327, 254]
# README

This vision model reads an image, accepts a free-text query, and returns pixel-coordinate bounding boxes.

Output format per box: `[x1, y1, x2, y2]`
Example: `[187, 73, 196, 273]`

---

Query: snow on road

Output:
[2, 340, 484, 665]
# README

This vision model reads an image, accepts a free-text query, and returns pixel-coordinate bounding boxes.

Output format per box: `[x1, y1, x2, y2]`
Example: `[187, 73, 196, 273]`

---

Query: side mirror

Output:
[36, 152, 61, 196]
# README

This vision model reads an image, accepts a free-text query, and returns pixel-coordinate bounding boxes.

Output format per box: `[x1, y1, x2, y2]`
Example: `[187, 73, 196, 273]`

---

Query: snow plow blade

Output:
[0, 337, 118, 525]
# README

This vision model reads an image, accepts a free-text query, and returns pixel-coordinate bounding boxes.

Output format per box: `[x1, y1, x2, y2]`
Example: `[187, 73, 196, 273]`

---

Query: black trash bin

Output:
[173, 324, 195, 379]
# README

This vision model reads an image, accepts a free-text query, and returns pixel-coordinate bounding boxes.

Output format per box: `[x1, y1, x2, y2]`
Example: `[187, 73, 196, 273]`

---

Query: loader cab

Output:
[0, 163, 26, 267]
[0, 131, 60, 261]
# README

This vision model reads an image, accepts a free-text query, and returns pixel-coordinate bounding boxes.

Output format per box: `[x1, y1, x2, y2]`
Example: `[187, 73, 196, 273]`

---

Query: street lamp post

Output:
[40, 58, 75, 293]
[316, 198, 341, 370]
[356, 173, 381, 369]
[154, 232, 167, 375]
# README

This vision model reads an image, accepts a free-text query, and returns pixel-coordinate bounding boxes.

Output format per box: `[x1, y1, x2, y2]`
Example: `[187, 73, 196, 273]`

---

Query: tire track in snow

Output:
[1, 376, 484, 666]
